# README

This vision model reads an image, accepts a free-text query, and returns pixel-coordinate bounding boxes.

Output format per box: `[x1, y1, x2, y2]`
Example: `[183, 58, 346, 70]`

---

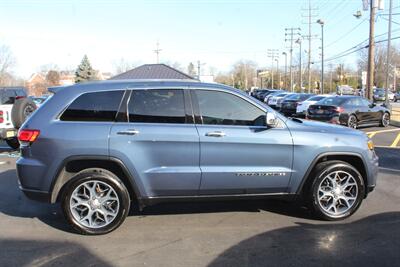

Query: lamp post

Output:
[317, 19, 325, 94]
[295, 38, 303, 92]
[282, 52, 288, 90]
[275, 58, 281, 89]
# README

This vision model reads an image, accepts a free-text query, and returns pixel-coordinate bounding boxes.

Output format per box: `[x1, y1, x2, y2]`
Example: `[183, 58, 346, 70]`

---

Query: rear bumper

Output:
[19, 185, 50, 202]
[0, 128, 17, 139]
[281, 108, 297, 116]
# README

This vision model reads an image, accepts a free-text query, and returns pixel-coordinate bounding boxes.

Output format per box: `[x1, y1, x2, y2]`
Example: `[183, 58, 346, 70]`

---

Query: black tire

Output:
[5, 137, 20, 150]
[61, 168, 131, 235]
[380, 112, 390, 127]
[306, 160, 365, 221]
[11, 98, 37, 128]
[347, 114, 358, 129]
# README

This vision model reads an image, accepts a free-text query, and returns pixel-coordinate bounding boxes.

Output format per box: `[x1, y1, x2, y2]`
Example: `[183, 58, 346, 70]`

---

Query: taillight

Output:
[16, 96, 26, 100]
[0, 110, 3, 123]
[336, 106, 344, 113]
[18, 129, 40, 142]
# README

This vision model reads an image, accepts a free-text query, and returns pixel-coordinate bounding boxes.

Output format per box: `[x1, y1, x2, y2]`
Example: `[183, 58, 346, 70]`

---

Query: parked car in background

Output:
[337, 85, 355, 95]
[0, 87, 37, 149]
[276, 93, 295, 110]
[257, 89, 280, 101]
[280, 93, 315, 116]
[263, 90, 285, 103]
[373, 88, 386, 102]
[394, 91, 400, 102]
[17, 80, 378, 234]
[296, 94, 330, 117]
[268, 92, 291, 109]
[388, 90, 395, 101]
[307, 96, 390, 128]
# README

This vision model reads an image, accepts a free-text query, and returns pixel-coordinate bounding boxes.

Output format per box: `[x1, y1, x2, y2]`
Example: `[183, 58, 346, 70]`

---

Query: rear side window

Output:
[128, 89, 186, 124]
[195, 90, 265, 126]
[61, 91, 124, 122]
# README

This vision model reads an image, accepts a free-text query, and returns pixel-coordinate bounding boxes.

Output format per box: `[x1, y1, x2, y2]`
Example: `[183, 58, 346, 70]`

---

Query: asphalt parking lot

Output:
[0, 135, 399, 266]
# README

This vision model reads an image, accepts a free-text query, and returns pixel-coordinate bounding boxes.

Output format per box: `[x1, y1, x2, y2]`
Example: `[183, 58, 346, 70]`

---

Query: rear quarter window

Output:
[60, 90, 124, 122]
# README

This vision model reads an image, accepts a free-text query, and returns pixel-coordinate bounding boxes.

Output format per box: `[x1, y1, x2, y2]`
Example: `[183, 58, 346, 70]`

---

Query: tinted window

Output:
[319, 97, 347, 106]
[286, 94, 314, 101]
[128, 89, 186, 124]
[1, 90, 16, 104]
[61, 91, 124, 121]
[195, 90, 265, 126]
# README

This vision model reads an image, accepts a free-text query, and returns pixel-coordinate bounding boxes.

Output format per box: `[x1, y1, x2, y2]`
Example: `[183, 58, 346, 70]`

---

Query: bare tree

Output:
[0, 45, 16, 85]
[113, 58, 136, 75]
[46, 70, 61, 86]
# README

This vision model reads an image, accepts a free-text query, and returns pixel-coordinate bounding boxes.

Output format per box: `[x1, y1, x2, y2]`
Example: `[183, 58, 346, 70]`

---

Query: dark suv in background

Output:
[17, 80, 378, 235]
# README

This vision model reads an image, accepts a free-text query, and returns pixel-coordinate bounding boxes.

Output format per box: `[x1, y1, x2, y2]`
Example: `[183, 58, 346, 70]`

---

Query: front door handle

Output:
[117, 129, 140, 136]
[205, 131, 226, 137]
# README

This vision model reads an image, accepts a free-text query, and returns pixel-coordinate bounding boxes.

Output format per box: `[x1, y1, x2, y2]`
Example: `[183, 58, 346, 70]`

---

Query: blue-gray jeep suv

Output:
[16, 80, 378, 235]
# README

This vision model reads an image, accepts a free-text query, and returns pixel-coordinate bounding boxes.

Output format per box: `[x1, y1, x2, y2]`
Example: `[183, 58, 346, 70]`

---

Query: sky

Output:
[0, 0, 398, 78]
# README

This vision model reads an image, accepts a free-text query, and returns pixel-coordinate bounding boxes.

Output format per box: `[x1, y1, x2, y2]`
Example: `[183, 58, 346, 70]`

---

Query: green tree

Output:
[75, 55, 95, 83]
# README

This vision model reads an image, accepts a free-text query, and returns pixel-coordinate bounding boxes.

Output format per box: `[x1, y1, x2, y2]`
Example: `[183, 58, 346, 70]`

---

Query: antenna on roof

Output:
[153, 41, 162, 64]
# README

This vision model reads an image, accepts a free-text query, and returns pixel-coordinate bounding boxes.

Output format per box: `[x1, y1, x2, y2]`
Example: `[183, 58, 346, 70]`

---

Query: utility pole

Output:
[385, 0, 393, 107]
[267, 49, 279, 89]
[285, 28, 301, 92]
[296, 38, 303, 92]
[367, 1, 376, 100]
[153, 41, 162, 64]
[302, 0, 318, 93]
[282, 52, 288, 89]
[197, 60, 206, 80]
[317, 19, 325, 94]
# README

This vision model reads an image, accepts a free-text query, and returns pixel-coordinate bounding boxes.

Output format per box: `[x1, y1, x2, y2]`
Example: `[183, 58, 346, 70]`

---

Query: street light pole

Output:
[282, 52, 288, 89]
[275, 58, 281, 89]
[296, 38, 302, 92]
[317, 19, 325, 94]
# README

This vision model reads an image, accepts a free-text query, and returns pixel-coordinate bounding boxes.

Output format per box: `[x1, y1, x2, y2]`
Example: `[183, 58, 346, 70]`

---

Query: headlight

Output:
[367, 140, 375, 150]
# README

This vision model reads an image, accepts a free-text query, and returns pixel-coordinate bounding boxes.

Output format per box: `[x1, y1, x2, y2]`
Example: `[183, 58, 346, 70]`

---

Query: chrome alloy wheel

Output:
[382, 113, 390, 127]
[70, 180, 120, 228]
[317, 171, 358, 217]
[348, 116, 357, 129]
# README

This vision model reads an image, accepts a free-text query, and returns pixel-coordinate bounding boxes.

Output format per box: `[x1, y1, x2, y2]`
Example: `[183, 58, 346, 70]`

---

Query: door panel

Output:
[197, 125, 293, 194]
[109, 89, 200, 197]
[192, 89, 293, 195]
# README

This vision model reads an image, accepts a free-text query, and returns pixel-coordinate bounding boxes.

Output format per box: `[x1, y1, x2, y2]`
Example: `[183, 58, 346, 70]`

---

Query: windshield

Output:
[318, 97, 347, 106]
[286, 94, 313, 101]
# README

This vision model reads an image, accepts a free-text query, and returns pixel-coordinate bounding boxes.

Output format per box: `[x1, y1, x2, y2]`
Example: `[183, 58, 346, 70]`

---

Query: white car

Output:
[0, 87, 37, 149]
[296, 94, 330, 117]
[268, 92, 290, 108]
[388, 91, 395, 101]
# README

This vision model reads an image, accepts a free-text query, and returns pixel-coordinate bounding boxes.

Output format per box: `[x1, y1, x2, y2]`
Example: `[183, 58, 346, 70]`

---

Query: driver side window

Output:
[194, 90, 266, 126]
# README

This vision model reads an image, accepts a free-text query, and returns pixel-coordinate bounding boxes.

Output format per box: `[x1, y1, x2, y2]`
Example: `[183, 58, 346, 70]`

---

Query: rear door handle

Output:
[205, 131, 226, 137]
[117, 129, 140, 136]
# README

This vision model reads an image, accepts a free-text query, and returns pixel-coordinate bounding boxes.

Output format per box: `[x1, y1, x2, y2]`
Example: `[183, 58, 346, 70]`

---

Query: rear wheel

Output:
[380, 112, 390, 127]
[347, 115, 358, 129]
[5, 137, 20, 150]
[61, 168, 130, 235]
[307, 161, 365, 220]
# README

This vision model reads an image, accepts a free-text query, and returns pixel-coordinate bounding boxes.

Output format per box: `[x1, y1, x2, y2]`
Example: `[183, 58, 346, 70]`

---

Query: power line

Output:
[325, 18, 368, 48]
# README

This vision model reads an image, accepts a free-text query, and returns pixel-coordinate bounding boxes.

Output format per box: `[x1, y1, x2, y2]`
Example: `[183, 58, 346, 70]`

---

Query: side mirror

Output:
[266, 112, 277, 127]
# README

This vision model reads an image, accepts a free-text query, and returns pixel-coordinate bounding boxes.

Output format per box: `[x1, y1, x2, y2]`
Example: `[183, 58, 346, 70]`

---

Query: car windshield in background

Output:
[307, 96, 326, 102]
[276, 93, 287, 97]
[318, 97, 347, 106]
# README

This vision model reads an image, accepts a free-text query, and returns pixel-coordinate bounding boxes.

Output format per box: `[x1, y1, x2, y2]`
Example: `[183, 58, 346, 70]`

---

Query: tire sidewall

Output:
[62, 170, 130, 235]
[311, 163, 365, 220]
[347, 115, 357, 129]
[381, 112, 390, 127]
[11, 98, 37, 128]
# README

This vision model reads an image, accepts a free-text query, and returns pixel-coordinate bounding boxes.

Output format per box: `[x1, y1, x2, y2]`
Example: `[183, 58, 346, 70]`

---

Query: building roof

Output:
[110, 64, 196, 80]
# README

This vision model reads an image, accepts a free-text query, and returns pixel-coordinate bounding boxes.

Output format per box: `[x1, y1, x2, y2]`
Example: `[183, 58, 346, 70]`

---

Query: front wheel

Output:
[380, 112, 390, 127]
[61, 168, 130, 235]
[308, 161, 365, 220]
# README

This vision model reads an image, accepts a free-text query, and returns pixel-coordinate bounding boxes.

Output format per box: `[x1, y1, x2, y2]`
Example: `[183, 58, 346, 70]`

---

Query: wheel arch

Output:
[297, 152, 368, 198]
[50, 156, 141, 205]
